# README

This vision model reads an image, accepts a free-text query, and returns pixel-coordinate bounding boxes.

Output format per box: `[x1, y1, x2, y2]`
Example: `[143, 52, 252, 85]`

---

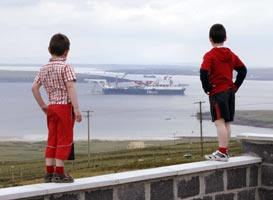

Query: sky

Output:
[0, 0, 273, 67]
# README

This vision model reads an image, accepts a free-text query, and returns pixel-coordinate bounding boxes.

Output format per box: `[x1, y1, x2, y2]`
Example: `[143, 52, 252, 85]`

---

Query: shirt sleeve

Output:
[232, 53, 246, 89]
[234, 65, 247, 89]
[200, 69, 213, 94]
[234, 54, 245, 68]
[34, 71, 42, 84]
[63, 65, 76, 82]
[200, 53, 212, 72]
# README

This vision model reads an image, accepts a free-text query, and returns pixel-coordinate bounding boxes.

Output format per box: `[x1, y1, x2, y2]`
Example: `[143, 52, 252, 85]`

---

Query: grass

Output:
[235, 110, 273, 129]
[0, 140, 176, 162]
[202, 110, 273, 129]
[236, 110, 273, 121]
[0, 138, 242, 188]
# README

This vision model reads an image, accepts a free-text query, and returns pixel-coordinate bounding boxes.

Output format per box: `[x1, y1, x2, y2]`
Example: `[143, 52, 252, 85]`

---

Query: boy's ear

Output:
[224, 37, 227, 41]
[209, 37, 214, 43]
[63, 49, 69, 57]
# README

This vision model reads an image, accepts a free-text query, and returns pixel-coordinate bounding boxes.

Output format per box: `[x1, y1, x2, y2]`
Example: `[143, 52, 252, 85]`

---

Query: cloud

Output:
[0, 0, 272, 66]
[0, 0, 41, 7]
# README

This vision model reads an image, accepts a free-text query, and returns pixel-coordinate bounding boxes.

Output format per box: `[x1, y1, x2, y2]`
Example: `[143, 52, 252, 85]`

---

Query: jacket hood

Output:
[212, 47, 232, 62]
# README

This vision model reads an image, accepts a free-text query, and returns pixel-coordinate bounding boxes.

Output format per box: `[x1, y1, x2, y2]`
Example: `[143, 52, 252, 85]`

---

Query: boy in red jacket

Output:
[32, 33, 82, 182]
[200, 24, 247, 161]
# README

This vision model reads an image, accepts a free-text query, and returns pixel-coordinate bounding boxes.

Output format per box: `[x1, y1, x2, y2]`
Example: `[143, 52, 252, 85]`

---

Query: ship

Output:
[85, 75, 188, 95]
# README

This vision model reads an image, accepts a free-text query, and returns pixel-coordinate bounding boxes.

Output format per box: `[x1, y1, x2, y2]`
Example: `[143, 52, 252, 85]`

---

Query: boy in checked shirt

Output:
[32, 33, 82, 183]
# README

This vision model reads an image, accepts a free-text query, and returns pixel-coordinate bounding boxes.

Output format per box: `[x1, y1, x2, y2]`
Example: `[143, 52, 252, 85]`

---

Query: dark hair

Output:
[49, 33, 70, 56]
[209, 24, 226, 43]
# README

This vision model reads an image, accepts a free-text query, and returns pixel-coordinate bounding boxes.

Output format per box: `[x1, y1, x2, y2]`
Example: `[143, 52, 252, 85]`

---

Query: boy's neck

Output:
[212, 42, 224, 48]
[50, 50, 69, 59]
[51, 55, 67, 59]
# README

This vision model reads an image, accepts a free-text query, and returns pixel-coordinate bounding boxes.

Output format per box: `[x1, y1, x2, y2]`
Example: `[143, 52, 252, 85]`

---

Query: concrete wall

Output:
[0, 133, 272, 200]
[238, 133, 273, 200]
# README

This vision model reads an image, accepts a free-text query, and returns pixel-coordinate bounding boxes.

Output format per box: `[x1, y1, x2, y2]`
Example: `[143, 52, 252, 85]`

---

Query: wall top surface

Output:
[237, 133, 273, 142]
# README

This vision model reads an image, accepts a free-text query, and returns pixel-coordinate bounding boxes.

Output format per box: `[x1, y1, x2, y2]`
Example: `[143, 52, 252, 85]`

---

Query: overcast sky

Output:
[0, 0, 272, 67]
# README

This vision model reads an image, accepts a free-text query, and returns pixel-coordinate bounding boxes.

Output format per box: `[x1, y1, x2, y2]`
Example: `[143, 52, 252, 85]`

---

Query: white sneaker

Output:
[205, 150, 229, 162]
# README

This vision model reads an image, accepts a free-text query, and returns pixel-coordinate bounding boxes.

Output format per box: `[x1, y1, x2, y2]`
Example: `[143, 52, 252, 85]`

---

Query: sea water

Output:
[0, 75, 273, 141]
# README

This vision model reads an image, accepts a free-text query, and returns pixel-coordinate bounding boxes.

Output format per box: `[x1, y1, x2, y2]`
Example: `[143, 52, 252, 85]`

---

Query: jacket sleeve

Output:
[200, 69, 213, 94]
[234, 66, 247, 90]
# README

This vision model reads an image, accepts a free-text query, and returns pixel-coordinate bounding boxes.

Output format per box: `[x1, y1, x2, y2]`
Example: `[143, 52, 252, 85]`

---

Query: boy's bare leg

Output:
[215, 118, 229, 148]
[204, 118, 229, 161]
[225, 122, 231, 147]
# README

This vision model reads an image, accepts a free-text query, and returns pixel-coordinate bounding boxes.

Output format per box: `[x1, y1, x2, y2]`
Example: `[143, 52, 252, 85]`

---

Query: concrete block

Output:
[85, 189, 113, 200]
[177, 176, 200, 199]
[258, 188, 273, 200]
[150, 179, 174, 200]
[237, 189, 256, 200]
[204, 171, 224, 194]
[242, 142, 273, 164]
[249, 165, 258, 187]
[261, 165, 273, 186]
[117, 182, 145, 200]
[227, 167, 246, 190]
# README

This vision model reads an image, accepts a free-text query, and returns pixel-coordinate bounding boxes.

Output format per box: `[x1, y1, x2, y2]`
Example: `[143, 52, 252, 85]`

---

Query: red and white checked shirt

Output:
[35, 57, 76, 104]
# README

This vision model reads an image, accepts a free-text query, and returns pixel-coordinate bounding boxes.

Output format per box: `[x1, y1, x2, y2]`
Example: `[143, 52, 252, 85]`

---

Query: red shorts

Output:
[45, 104, 75, 160]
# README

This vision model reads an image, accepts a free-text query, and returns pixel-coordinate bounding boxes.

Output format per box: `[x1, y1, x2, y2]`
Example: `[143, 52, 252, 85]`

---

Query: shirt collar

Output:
[49, 57, 66, 62]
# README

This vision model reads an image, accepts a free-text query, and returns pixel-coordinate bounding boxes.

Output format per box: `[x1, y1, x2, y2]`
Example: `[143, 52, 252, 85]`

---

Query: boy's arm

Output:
[234, 66, 247, 90]
[31, 81, 48, 114]
[200, 69, 213, 95]
[66, 81, 82, 122]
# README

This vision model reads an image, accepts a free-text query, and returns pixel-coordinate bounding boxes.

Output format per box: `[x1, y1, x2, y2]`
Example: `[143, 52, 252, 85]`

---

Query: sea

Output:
[0, 72, 273, 141]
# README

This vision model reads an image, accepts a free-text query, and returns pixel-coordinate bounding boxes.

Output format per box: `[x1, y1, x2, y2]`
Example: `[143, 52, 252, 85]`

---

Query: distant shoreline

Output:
[0, 136, 219, 143]
[1, 66, 273, 82]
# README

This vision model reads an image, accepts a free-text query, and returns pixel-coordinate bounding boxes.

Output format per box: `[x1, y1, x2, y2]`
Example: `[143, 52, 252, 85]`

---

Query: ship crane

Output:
[115, 73, 127, 88]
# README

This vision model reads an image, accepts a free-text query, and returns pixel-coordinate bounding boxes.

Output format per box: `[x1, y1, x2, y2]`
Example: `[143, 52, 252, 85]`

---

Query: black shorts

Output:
[209, 89, 235, 122]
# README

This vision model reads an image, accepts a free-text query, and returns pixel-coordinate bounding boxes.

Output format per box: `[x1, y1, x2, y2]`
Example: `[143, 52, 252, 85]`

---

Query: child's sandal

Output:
[52, 173, 74, 183]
